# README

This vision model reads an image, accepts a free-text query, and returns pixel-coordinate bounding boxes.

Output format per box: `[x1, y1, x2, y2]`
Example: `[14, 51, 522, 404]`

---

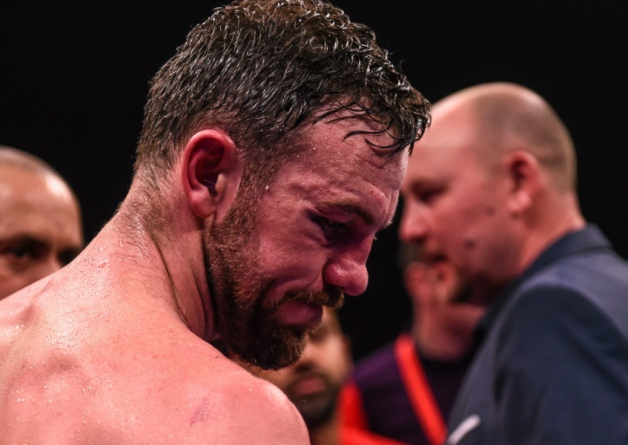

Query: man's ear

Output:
[181, 129, 243, 220]
[503, 150, 541, 216]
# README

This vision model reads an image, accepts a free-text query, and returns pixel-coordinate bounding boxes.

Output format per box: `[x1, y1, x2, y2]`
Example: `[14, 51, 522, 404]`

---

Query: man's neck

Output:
[516, 192, 586, 277]
[95, 194, 215, 340]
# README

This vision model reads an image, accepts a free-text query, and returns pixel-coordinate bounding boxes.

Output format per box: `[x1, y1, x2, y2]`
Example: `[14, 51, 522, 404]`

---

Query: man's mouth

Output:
[424, 251, 447, 265]
[288, 373, 328, 398]
[274, 301, 323, 330]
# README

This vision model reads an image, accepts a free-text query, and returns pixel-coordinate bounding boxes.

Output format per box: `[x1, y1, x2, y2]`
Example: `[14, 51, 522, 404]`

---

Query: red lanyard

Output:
[393, 334, 447, 445]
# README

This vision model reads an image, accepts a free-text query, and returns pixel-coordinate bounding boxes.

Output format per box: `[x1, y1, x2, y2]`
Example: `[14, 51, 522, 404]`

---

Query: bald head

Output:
[430, 82, 576, 192]
[400, 83, 585, 301]
[0, 146, 83, 299]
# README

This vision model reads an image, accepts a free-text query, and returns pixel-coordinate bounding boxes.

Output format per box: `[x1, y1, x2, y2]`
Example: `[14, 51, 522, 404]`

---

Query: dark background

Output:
[1, 2, 626, 361]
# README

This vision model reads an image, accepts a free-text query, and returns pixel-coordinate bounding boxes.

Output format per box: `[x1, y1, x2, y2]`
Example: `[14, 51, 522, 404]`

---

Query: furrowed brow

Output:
[326, 200, 394, 231]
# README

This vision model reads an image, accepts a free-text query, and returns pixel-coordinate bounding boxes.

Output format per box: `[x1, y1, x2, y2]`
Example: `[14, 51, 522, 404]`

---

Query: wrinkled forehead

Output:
[303, 111, 408, 178]
[273, 115, 407, 231]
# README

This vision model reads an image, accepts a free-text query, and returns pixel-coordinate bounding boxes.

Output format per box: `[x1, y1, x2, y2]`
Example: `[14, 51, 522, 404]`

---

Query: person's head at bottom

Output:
[247, 307, 351, 443]
[0, 146, 83, 299]
[247, 308, 404, 445]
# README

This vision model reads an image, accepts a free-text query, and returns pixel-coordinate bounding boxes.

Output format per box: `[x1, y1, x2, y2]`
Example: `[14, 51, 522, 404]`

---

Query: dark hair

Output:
[135, 0, 430, 182]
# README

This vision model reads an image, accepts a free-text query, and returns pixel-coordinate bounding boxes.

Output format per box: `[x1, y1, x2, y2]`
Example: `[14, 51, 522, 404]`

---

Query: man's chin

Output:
[294, 392, 337, 430]
[235, 326, 308, 371]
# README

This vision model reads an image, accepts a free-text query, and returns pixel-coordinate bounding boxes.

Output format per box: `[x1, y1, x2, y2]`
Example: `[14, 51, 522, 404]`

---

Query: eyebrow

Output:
[324, 200, 394, 231]
[0, 235, 83, 263]
[0, 235, 49, 250]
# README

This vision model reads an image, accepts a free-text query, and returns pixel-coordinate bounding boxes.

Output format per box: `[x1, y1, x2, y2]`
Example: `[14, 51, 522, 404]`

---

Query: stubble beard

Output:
[202, 185, 343, 370]
[285, 372, 340, 431]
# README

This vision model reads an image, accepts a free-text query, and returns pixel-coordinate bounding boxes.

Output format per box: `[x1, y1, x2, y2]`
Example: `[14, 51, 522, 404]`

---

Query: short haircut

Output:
[450, 83, 577, 192]
[135, 0, 430, 184]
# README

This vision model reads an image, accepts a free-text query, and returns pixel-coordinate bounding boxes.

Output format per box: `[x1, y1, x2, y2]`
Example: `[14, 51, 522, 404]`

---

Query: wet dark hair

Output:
[135, 0, 430, 182]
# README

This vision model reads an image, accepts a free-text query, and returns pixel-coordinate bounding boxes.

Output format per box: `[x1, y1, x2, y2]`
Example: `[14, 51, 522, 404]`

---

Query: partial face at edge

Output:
[204, 113, 407, 369]
[0, 167, 83, 299]
[248, 307, 351, 430]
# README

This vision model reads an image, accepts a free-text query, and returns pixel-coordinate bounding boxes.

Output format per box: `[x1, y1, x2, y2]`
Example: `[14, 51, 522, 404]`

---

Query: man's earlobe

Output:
[181, 130, 241, 219]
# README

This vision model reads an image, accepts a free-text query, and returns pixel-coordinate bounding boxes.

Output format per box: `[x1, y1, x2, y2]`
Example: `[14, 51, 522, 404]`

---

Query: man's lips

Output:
[273, 301, 323, 330]
[287, 374, 328, 398]
[424, 251, 447, 265]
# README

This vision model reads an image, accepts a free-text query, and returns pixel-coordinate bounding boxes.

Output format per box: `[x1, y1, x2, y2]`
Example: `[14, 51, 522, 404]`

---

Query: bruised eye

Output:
[312, 216, 350, 242]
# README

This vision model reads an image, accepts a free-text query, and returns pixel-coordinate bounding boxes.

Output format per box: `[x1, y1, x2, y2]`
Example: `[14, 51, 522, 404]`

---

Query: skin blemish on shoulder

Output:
[484, 205, 495, 215]
[189, 396, 212, 427]
[464, 238, 476, 249]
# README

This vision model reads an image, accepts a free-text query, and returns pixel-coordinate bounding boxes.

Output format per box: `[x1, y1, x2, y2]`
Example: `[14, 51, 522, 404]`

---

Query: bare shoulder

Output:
[0, 278, 308, 443]
[107, 338, 309, 444]
[183, 362, 309, 444]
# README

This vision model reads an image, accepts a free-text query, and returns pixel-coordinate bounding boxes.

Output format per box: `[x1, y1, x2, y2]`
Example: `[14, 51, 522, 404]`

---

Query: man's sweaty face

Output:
[206, 113, 407, 370]
[0, 167, 83, 299]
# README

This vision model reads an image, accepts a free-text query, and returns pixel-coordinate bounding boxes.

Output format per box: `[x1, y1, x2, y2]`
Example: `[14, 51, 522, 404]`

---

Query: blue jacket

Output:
[447, 225, 628, 445]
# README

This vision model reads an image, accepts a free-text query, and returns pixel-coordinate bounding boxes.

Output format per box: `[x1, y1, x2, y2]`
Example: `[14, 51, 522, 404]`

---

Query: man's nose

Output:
[398, 200, 429, 245]
[323, 242, 370, 296]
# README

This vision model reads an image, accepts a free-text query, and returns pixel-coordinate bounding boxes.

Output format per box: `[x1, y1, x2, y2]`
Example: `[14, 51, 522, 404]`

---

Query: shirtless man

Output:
[0, 1, 429, 443]
[0, 147, 83, 299]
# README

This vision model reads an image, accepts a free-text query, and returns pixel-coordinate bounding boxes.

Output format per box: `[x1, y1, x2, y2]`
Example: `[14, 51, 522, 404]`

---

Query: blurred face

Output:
[0, 166, 83, 299]
[399, 106, 518, 301]
[252, 308, 351, 430]
[206, 114, 407, 369]
[405, 258, 485, 345]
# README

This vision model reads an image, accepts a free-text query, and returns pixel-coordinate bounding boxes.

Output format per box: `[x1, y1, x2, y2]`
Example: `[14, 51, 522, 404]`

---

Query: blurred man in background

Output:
[341, 243, 484, 445]
[0, 146, 83, 299]
[400, 82, 628, 444]
[249, 307, 406, 445]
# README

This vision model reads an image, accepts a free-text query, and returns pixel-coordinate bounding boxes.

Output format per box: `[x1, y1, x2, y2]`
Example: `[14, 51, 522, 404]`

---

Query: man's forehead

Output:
[0, 167, 73, 203]
[316, 192, 398, 232]
[404, 112, 479, 180]
[0, 166, 45, 192]
[309, 106, 407, 150]
[0, 199, 83, 247]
